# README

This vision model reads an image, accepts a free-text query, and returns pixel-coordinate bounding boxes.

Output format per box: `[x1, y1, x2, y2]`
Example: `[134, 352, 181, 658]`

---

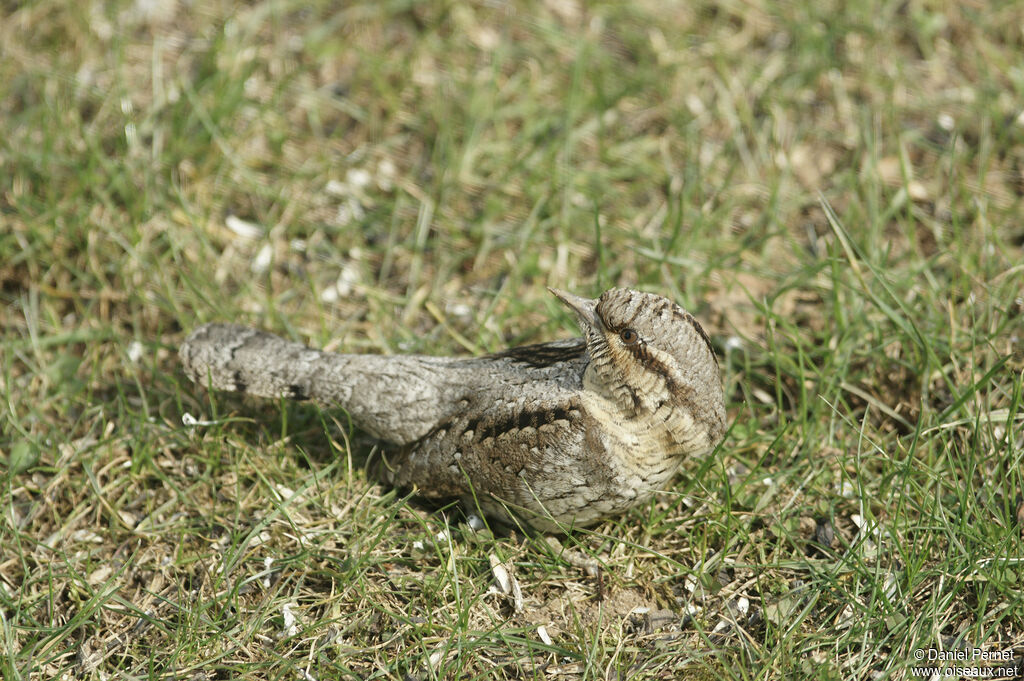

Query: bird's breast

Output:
[577, 392, 689, 492]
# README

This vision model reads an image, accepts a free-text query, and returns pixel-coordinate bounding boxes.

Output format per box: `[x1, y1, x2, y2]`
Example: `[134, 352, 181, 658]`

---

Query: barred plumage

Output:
[180, 288, 726, 531]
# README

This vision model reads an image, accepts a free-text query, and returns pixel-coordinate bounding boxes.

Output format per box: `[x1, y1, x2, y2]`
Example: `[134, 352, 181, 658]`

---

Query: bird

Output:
[179, 287, 726, 531]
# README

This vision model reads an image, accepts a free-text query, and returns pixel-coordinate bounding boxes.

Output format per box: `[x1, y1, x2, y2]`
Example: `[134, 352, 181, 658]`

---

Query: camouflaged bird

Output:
[180, 288, 726, 531]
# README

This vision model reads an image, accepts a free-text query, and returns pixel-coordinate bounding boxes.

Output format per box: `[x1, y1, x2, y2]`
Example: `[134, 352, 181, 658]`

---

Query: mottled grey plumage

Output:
[180, 288, 726, 530]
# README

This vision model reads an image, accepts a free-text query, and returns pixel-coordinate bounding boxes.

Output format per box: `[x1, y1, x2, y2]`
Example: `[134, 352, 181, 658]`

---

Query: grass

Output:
[3, 0, 1024, 678]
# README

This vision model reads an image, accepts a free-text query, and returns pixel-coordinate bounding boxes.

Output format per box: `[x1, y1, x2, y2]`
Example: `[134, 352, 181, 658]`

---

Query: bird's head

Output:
[550, 287, 726, 451]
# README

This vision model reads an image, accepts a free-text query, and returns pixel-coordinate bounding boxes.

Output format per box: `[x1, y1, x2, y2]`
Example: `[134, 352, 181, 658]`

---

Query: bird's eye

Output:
[619, 328, 639, 345]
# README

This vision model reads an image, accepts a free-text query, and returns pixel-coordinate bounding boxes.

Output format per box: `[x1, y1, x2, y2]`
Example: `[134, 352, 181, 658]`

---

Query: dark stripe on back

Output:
[674, 307, 716, 362]
[489, 338, 587, 368]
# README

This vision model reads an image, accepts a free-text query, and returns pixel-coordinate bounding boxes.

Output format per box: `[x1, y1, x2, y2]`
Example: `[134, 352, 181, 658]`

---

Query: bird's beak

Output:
[548, 288, 601, 330]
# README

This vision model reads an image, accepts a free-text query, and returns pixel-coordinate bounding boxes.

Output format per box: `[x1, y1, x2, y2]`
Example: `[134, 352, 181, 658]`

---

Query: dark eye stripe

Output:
[599, 291, 717, 365]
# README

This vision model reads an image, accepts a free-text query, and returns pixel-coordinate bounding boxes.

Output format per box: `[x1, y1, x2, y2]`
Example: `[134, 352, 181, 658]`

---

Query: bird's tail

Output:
[179, 322, 446, 444]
